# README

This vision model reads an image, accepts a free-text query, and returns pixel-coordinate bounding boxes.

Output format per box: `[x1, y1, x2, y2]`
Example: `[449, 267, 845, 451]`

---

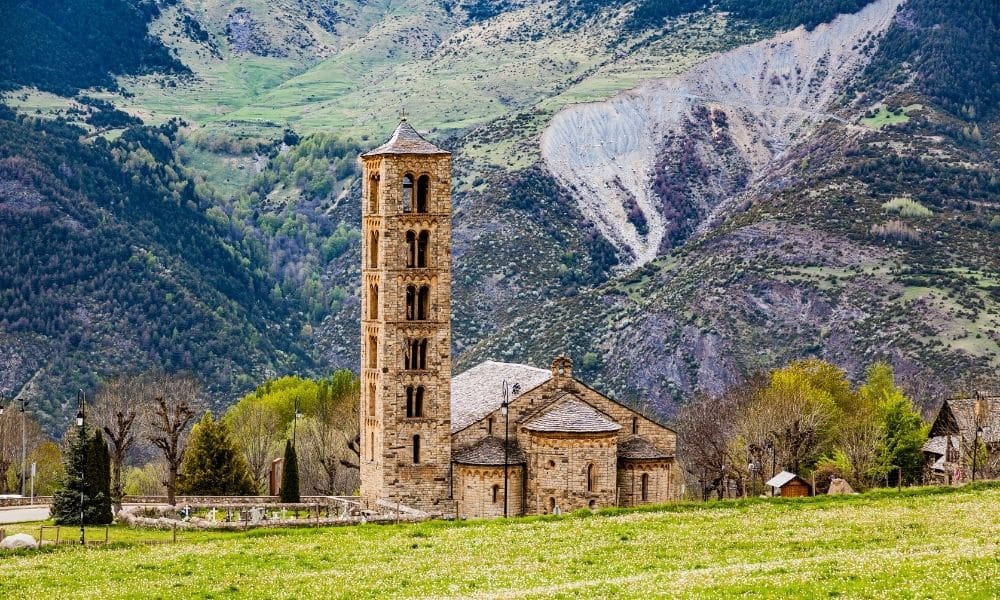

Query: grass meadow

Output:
[1, 484, 998, 599]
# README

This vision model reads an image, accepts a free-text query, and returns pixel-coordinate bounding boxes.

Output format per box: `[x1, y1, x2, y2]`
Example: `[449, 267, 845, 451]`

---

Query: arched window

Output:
[416, 175, 430, 213]
[417, 285, 430, 320]
[492, 485, 500, 504]
[367, 335, 377, 369]
[632, 417, 638, 435]
[417, 231, 429, 267]
[368, 174, 379, 213]
[402, 174, 414, 213]
[404, 339, 428, 370]
[405, 386, 425, 418]
[586, 463, 595, 492]
[640, 473, 650, 502]
[369, 284, 379, 320]
[369, 230, 379, 268]
[368, 383, 376, 417]
[412, 435, 421, 464]
[405, 231, 416, 268]
[405, 285, 416, 321]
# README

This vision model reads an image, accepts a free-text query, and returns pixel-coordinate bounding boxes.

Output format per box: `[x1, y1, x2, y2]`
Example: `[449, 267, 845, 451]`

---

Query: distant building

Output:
[357, 120, 680, 518]
[923, 394, 999, 482]
[765, 471, 811, 497]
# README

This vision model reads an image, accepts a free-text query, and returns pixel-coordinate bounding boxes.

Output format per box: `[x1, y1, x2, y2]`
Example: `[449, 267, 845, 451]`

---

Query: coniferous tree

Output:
[86, 431, 113, 524]
[175, 412, 255, 496]
[280, 439, 300, 503]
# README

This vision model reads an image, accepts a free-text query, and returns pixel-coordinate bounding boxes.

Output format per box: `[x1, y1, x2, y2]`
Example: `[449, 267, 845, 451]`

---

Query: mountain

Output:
[0, 0, 996, 432]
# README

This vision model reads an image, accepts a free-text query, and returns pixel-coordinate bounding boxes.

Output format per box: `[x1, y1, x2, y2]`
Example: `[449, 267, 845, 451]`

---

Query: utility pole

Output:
[18, 398, 27, 497]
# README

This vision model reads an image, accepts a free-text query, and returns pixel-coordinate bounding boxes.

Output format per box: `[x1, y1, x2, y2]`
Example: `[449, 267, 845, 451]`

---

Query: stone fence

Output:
[0, 496, 52, 508]
[0, 495, 361, 508]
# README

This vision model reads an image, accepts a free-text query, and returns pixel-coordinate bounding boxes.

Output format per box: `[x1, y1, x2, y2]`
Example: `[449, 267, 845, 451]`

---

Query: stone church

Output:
[358, 120, 679, 518]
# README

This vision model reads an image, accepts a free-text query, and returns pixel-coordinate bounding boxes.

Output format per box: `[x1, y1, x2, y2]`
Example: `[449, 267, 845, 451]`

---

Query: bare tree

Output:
[0, 404, 47, 495]
[142, 373, 200, 505]
[298, 372, 360, 495]
[225, 396, 281, 492]
[91, 375, 147, 508]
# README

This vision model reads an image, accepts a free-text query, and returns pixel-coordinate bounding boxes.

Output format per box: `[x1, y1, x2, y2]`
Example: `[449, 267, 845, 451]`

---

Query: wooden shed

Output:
[765, 471, 812, 497]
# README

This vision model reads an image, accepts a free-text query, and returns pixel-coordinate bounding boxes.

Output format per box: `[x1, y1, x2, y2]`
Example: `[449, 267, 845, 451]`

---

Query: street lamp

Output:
[500, 381, 510, 518]
[765, 438, 775, 496]
[76, 390, 86, 546]
[972, 425, 983, 482]
[292, 396, 302, 447]
[17, 398, 27, 497]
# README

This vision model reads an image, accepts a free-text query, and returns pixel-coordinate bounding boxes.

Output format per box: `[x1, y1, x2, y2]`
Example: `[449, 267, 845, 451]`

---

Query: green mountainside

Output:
[0, 0, 997, 432]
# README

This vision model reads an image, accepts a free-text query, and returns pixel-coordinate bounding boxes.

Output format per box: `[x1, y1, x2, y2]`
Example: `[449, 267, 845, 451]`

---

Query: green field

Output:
[2, 485, 998, 598]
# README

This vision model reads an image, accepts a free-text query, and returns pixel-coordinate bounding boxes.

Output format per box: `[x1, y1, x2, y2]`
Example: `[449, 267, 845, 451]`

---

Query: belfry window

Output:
[368, 383, 376, 417]
[405, 285, 429, 321]
[369, 230, 379, 268]
[640, 473, 649, 502]
[406, 386, 425, 418]
[368, 174, 379, 213]
[405, 231, 416, 268]
[404, 338, 428, 370]
[586, 463, 596, 492]
[402, 174, 414, 213]
[412, 435, 421, 464]
[416, 175, 430, 213]
[369, 284, 379, 320]
[368, 335, 377, 369]
[417, 231, 429, 267]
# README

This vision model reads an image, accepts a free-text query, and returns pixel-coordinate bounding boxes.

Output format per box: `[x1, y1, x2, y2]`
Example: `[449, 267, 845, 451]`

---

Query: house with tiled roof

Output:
[357, 120, 678, 519]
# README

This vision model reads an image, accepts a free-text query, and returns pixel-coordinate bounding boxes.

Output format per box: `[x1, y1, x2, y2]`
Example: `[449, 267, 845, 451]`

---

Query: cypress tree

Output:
[86, 431, 114, 524]
[176, 412, 256, 496]
[280, 439, 300, 503]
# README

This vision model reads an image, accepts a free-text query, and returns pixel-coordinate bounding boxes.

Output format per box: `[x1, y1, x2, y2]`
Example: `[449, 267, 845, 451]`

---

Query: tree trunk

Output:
[166, 466, 178, 505]
[111, 452, 124, 510]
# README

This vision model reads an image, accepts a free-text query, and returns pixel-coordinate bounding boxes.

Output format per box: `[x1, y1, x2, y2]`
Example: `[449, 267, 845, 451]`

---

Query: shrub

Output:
[882, 196, 932, 218]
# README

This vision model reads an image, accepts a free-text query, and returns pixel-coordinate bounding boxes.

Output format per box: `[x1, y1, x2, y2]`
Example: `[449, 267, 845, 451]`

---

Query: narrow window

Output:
[418, 339, 427, 369]
[641, 473, 649, 502]
[417, 231, 429, 267]
[406, 386, 414, 418]
[586, 463, 595, 492]
[417, 285, 430, 320]
[487, 416, 494, 435]
[414, 386, 424, 417]
[368, 174, 379, 213]
[369, 230, 379, 267]
[416, 175, 430, 213]
[368, 335, 377, 369]
[368, 383, 376, 417]
[632, 417, 638, 435]
[405, 231, 416, 268]
[412, 435, 421, 464]
[402, 174, 414, 213]
[405, 285, 416, 321]
[369, 284, 379, 320]
[492, 485, 499, 504]
[370, 431, 375, 461]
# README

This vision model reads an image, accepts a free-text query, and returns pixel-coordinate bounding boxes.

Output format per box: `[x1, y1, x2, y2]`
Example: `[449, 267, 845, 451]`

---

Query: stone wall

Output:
[454, 465, 523, 519]
[616, 461, 675, 506]
[525, 431, 617, 515]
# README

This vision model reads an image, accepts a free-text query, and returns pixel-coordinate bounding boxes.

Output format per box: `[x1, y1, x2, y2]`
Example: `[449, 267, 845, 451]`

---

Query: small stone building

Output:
[358, 120, 678, 518]
[923, 394, 999, 482]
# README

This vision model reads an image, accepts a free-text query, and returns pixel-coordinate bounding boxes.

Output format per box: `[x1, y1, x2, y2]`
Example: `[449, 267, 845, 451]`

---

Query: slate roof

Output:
[450, 361, 552, 433]
[452, 436, 526, 465]
[938, 396, 1000, 443]
[922, 435, 961, 456]
[617, 436, 672, 460]
[361, 119, 450, 157]
[523, 396, 621, 434]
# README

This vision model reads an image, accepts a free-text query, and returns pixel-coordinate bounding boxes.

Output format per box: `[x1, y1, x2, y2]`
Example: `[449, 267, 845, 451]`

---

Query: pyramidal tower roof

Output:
[362, 119, 450, 157]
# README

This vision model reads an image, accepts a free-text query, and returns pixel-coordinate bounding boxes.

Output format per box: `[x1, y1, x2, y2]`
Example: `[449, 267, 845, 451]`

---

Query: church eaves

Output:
[361, 119, 451, 157]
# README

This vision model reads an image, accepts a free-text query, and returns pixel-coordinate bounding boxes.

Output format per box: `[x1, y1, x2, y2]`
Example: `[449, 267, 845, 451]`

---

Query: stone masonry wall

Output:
[525, 432, 617, 515]
[455, 465, 524, 519]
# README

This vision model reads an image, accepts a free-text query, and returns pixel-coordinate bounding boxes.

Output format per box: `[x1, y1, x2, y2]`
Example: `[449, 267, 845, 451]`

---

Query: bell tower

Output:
[359, 119, 453, 514]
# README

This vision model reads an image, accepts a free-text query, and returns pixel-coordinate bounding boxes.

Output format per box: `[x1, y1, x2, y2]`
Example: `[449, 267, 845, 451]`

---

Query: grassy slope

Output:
[1, 485, 998, 598]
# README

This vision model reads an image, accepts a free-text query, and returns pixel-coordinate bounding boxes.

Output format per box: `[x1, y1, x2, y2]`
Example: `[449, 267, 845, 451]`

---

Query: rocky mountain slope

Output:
[0, 0, 996, 431]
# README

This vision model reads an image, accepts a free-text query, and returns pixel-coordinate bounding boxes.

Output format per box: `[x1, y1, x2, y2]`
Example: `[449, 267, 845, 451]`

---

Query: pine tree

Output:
[280, 439, 300, 503]
[176, 411, 256, 495]
[52, 426, 88, 525]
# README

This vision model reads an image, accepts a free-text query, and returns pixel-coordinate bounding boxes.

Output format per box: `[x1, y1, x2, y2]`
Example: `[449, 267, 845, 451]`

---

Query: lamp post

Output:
[76, 389, 86, 546]
[500, 381, 510, 518]
[292, 396, 302, 447]
[18, 398, 27, 497]
[765, 438, 775, 496]
[0, 399, 5, 495]
[972, 425, 983, 482]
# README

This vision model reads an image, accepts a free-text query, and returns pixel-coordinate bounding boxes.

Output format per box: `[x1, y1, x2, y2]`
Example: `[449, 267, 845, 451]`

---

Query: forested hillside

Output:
[0, 0, 997, 432]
